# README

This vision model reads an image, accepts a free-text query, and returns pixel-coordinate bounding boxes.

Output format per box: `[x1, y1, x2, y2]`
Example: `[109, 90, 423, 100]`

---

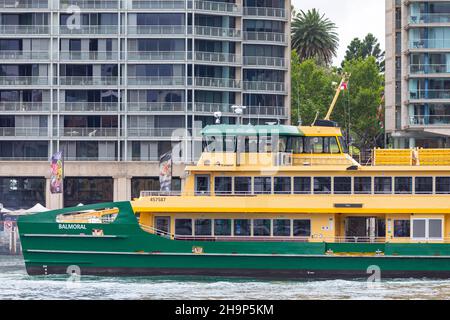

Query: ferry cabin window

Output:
[293, 220, 311, 237]
[314, 177, 331, 194]
[334, 177, 351, 194]
[338, 136, 348, 153]
[274, 177, 291, 194]
[253, 219, 271, 236]
[393, 220, 410, 238]
[412, 219, 443, 240]
[175, 219, 192, 236]
[215, 177, 232, 195]
[305, 137, 324, 153]
[415, 177, 433, 194]
[195, 219, 212, 236]
[234, 219, 251, 236]
[273, 219, 291, 237]
[395, 177, 412, 194]
[294, 177, 311, 194]
[258, 136, 272, 153]
[375, 177, 392, 194]
[436, 177, 450, 194]
[195, 175, 210, 195]
[354, 177, 372, 194]
[286, 137, 304, 153]
[235, 177, 252, 195]
[254, 177, 272, 194]
[214, 219, 232, 236]
[237, 136, 258, 153]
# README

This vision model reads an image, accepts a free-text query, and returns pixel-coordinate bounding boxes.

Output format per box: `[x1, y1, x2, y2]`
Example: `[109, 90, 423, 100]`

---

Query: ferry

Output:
[17, 84, 450, 279]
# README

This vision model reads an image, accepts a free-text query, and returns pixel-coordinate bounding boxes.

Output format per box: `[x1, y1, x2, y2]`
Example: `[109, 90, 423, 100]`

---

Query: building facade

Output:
[0, 0, 291, 210]
[385, 0, 450, 148]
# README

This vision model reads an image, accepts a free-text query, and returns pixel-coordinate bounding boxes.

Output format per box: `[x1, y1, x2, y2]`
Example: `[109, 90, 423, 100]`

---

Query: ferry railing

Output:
[0, 220, 21, 255]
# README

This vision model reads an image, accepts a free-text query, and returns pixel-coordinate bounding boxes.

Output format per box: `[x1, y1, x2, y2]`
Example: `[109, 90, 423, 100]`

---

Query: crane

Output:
[324, 73, 351, 121]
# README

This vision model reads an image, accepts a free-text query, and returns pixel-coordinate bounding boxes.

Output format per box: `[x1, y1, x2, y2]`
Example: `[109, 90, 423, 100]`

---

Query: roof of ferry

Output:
[202, 124, 342, 137]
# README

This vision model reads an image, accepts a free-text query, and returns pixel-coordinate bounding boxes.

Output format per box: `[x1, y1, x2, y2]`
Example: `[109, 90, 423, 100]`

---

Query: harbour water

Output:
[1, 255, 450, 300]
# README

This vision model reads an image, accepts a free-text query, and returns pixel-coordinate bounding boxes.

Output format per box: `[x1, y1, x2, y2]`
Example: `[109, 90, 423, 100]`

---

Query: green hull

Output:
[18, 202, 450, 279]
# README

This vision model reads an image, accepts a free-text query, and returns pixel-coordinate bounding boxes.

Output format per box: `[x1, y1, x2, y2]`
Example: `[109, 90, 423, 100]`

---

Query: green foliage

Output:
[342, 33, 385, 72]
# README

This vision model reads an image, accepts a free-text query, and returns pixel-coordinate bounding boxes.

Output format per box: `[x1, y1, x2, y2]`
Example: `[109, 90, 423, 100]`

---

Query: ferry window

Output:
[305, 137, 324, 154]
[215, 177, 232, 195]
[338, 136, 348, 153]
[195, 175, 210, 196]
[235, 177, 252, 195]
[203, 136, 220, 152]
[254, 177, 272, 194]
[393, 220, 410, 238]
[253, 219, 271, 236]
[314, 177, 331, 194]
[412, 219, 443, 240]
[234, 219, 251, 236]
[273, 219, 291, 237]
[334, 177, 351, 194]
[354, 177, 372, 194]
[329, 137, 340, 154]
[436, 177, 450, 194]
[415, 177, 433, 194]
[214, 219, 232, 236]
[224, 136, 236, 152]
[287, 137, 303, 153]
[272, 136, 288, 153]
[293, 220, 311, 237]
[395, 177, 412, 194]
[429, 219, 443, 239]
[375, 177, 392, 194]
[195, 219, 212, 236]
[258, 136, 272, 153]
[274, 177, 291, 194]
[412, 219, 426, 239]
[237, 136, 257, 153]
[175, 219, 192, 236]
[293, 177, 311, 194]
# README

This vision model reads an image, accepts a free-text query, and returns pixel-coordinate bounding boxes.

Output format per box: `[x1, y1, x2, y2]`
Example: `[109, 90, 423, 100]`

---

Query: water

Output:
[1, 255, 450, 300]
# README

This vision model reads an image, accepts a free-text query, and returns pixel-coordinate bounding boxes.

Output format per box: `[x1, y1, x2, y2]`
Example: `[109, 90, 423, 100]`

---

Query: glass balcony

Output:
[247, 105, 286, 116]
[0, 25, 49, 34]
[127, 25, 185, 35]
[243, 31, 287, 44]
[59, 51, 119, 61]
[409, 39, 450, 49]
[191, 26, 241, 39]
[0, 76, 49, 86]
[60, 0, 120, 9]
[0, 102, 50, 112]
[127, 51, 185, 61]
[0, 127, 48, 137]
[193, 0, 240, 14]
[409, 14, 450, 24]
[243, 81, 285, 92]
[127, 76, 185, 86]
[0, 51, 49, 60]
[191, 77, 241, 89]
[409, 115, 450, 126]
[58, 102, 119, 112]
[58, 76, 119, 86]
[410, 90, 450, 100]
[131, 0, 185, 9]
[127, 127, 180, 137]
[243, 7, 287, 19]
[410, 64, 450, 74]
[128, 102, 185, 112]
[193, 102, 234, 114]
[192, 51, 239, 64]
[58, 25, 120, 35]
[59, 127, 119, 137]
[0, 0, 48, 9]
[243, 56, 287, 68]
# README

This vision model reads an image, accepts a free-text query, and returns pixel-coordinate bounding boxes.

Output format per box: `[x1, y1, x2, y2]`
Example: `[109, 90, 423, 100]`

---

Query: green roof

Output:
[202, 124, 302, 137]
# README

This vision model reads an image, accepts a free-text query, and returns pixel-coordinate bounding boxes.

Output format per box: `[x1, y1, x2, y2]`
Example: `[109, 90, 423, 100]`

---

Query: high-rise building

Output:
[0, 0, 291, 210]
[385, 0, 450, 148]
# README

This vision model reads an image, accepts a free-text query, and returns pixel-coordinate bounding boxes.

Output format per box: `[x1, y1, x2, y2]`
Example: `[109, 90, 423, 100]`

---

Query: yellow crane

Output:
[324, 73, 351, 121]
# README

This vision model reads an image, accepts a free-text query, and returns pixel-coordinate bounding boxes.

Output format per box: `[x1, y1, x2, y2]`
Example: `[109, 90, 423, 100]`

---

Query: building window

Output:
[254, 177, 272, 194]
[354, 177, 372, 194]
[436, 177, 450, 194]
[395, 177, 412, 194]
[393, 220, 410, 238]
[253, 219, 271, 236]
[415, 177, 433, 194]
[375, 177, 392, 194]
[234, 219, 251, 236]
[175, 219, 192, 236]
[234, 177, 252, 195]
[214, 219, 232, 236]
[293, 177, 311, 194]
[273, 219, 291, 236]
[0, 177, 46, 210]
[334, 177, 351, 194]
[215, 177, 232, 195]
[131, 177, 181, 199]
[64, 177, 113, 207]
[274, 177, 291, 194]
[314, 177, 331, 194]
[293, 220, 311, 237]
[195, 219, 212, 236]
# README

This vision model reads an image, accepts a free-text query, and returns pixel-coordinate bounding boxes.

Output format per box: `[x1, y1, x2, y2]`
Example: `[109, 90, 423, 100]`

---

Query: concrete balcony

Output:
[0, 0, 48, 9]
[127, 25, 185, 35]
[127, 51, 185, 61]
[0, 127, 48, 137]
[409, 115, 450, 127]
[0, 51, 50, 61]
[0, 76, 49, 86]
[131, 0, 185, 9]
[243, 56, 287, 68]
[243, 31, 287, 44]
[190, 77, 241, 90]
[127, 127, 182, 138]
[0, 102, 50, 112]
[127, 76, 185, 86]
[58, 25, 120, 35]
[193, 0, 241, 15]
[58, 102, 119, 112]
[58, 76, 119, 86]
[243, 80, 285, 93]
[192, 51, 239, 64]
[59, 51, 119, 61]
[243, 7, 287, 20]
[60, 0, 120, 9]
[127, 102, 185, 112]
[410, 90, 450, 100]
[59, 127, 119, 137]
[190, 26, 241, 39]
[0, 25, 49, 35]
[410, 64, 450, 76]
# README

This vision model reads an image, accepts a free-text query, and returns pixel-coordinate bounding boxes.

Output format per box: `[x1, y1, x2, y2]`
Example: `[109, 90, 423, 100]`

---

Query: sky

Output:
[291, 0, 385, 66]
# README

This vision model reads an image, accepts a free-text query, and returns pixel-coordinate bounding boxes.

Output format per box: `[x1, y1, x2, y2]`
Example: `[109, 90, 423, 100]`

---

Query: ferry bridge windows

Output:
[314, 177, 331, 194]
[375, 177, 392, 194]
[273, 219, 291, 237]
[393, 220, 410, 238]
[175, 219, 192, 236]
[293, 220, 311, 237]
[234, 177, 252, 195]
[214, 219, 232, 236]
[412, 218, 443, 240]
[195, 175, 210, 196]
[395, 177, 413, 194]
[436, 177, 450, 194]
[253, 219, 271, 236]
[293, 177, 311, 194]
[274, 177, 291, 194]
[354, 177, 372, 194]
[334, 177, 351, 194]
[234, 219, 251, 236]
[195, 219, 212, 236]
[254, 177, 272, 194]
[415, 177, 433, 194]
[214, 177, 232, 195]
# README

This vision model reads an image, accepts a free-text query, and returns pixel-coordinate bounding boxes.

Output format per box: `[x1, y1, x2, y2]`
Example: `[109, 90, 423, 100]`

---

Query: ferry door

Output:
[155, 216, 171, 236]
[345, 217, 378, 242]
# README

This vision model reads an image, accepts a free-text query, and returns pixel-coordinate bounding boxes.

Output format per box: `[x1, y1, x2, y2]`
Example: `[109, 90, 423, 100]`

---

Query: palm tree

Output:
[291, 9, 339, 65]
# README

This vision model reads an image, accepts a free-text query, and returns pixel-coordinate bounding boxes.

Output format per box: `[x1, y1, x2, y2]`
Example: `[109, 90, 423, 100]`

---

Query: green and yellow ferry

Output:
[17, 119, 450, 279]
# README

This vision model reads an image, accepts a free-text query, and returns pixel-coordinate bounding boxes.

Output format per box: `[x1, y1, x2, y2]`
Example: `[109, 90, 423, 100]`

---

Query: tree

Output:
[291, 9, 339, 65]
[342, 33, 385, 72]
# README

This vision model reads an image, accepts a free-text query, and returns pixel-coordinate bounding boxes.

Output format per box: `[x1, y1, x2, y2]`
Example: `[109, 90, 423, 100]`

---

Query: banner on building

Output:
[50, 151, 64, 194]
[159, 152, 172, 192]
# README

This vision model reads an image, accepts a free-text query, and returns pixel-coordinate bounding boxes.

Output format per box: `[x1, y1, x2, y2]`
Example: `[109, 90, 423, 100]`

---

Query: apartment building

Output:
[0, 0, 291, 210]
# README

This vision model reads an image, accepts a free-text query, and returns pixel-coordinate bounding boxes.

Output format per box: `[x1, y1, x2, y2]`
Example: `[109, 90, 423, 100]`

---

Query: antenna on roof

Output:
[231, 105, 247, 125]
[214, 112, 222, 125]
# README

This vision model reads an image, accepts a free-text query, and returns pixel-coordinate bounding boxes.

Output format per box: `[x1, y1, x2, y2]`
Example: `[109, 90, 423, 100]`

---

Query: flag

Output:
[50, 151, 64, 194]
[159, 152, 172, 192]
[340, 82, 348, 90]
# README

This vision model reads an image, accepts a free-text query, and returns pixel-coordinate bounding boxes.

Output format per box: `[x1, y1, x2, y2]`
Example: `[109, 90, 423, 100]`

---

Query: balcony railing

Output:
[60, 127, 119, 137]
[127, 76, 185, 86]
[127, 127, 182, 137]
[193, 51, 239, 64]
[243, 31, 287, 43]
[0, 76, 49, 86]
[191, 26, 241, 38]
[193, 102, 234, 114]
[59, 51, 119, 61]
[243, 81, 285, 92]
[194, 0, 240, 14]
[58, 76, 118, 86]
[0, 51, 49, 60]
[410, 115, 450, 126]
[409, 14, 450, 24]
[0, 25, 49, 34]
[0, 127, 48, 137]
[410, 39, 450, 49]
[132, 0, 185, 9]
[60, 0, 120, 9]
[0, 0, 48, 9]
[128, 102, 185, 112]
[58, 25, 120, 35]
[0, 102, 50, 112]
[243, 56, 287, 68]
[191, 77, 241, 89]
[247, 105, 286, 116]
[58, 102, 119, 112]
[127, 51, 185, 61]
[410, 64, 450, 74]
[243, 7, 287, 19]
[410, 90, 450, 100]
[127, 25, 185, 35]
